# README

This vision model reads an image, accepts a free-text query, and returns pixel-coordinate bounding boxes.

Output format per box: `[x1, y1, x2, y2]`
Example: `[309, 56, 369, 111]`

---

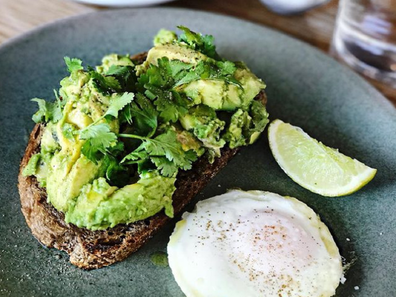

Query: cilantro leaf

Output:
[173, 65, 203, 87]
[151, 157, 179, 177]
[79, 123, 117, 163]
[31, 98, 62, 124]
[90, 70, 122, 95]
[144, 84, 189, 123]
[168, 60, 194, 78]
[129, 93, 158, 137]
[177, 26, 220, 60]
[120, 129, 198, 176]
[122, 147, 149, 163]
[81, 140, 102, 163]
[64, 57, 83, 73]
[140, 57, 196, 89]
[119, 103, 132, 125]
[106, 65, 137, 92]
[121, 147, 154, 174]
[143, 130, 198, 169]
[31, 99, 50, 123]
[178, 60, 240, 88]
[104, 92, 135, 118]
[106, 65, 130, 76]
[138, 57, 192, 90]
[216, 61, 237, 76]
[201, 34, 218, 59]
[108, 140, 125, 156]
[51, 90, 63, 122]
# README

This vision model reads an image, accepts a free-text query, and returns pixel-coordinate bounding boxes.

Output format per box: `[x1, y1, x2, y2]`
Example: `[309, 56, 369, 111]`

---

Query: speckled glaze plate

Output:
[0, 8, 395, 297]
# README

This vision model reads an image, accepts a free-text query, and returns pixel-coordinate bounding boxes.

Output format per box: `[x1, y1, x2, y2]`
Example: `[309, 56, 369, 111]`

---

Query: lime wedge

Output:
[268, 119, 376, 197]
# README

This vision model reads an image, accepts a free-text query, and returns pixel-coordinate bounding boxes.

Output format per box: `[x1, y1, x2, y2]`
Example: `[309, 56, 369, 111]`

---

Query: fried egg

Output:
[167, 190, 343, 297]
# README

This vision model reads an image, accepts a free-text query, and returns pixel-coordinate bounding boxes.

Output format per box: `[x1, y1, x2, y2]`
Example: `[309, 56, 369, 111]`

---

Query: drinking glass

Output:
[331, 0, 396, 87]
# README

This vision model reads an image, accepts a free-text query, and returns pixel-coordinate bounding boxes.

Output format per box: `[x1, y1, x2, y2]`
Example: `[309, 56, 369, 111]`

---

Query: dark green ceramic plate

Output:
[0, 8, 395, 297]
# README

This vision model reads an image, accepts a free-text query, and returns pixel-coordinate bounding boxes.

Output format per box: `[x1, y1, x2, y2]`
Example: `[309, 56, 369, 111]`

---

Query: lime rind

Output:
[268, 119, 377, 197]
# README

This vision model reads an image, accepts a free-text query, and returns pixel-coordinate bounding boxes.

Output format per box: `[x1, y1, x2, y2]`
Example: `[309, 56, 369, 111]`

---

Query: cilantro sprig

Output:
[64, 57, 83, 73]
[121, 93, 158, 137]
[78, 92, 134, 163]
[31, 90, 63, 124]
[80, 123, 117, 162]
[177, 26, 220, 60]
[104, 92, 135, 119]
[120, 130, 198, 177]
[89, 69, 122, 95]
[106, 65, 137, 92]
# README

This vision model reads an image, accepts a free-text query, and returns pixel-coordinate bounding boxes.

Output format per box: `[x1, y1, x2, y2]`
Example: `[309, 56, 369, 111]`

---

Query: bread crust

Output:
[18, 51, 267, 269]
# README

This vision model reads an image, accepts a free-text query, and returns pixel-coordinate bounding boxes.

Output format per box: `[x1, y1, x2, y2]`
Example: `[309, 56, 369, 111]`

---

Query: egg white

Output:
[167, 190, 343, 297]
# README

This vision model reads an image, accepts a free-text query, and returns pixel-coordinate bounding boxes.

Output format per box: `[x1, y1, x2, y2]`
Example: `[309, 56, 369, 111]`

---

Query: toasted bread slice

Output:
[18, 52, 267, 269]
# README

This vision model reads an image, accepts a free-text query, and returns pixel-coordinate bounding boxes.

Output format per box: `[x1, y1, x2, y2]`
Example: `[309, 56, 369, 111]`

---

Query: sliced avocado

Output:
[146, 43, 209, 67]
[223, 84, 242, 111]
[35, 153, 52, 187]
[65, 173, 176, 230]
[180, 65, 264, 111]
[64, 178, 117, 228]
[46, 154, 101, 212]
[182, 80, 225, 110]
[65, 104, 93, 129]
[234, 66, 266, 109]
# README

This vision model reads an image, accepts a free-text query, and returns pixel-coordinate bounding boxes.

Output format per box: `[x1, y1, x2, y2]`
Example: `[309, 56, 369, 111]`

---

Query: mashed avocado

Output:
[24, 26, 269, 230]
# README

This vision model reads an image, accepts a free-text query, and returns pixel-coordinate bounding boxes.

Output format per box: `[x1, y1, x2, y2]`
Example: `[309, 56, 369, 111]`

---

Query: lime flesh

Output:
[268, 119, 377, 197]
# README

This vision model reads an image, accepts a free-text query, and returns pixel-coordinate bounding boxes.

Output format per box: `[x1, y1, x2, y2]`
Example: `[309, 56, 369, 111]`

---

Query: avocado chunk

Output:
[41, 122, 60, 153]
[174, 128, 205, 157]
[180, 65, 265, 111]
[65, 174, 176, 230]
[223, 100, 269, 148]
[23, 153, 41, 177]
[146, 43, 209, 67]
[46, 154, 102, 212]
[153, 29, 177, 46]
[182, 80, 226, 110]
[234, 65, 266, 109]
[180, 105, 225, 157]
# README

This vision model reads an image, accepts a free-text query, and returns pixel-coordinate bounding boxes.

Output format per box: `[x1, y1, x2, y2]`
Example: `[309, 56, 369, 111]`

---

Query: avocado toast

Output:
[18, 27, 269, 269]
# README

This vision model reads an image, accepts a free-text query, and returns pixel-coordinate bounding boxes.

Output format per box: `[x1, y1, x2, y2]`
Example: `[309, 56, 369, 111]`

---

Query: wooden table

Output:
[1, 0, 395, 105]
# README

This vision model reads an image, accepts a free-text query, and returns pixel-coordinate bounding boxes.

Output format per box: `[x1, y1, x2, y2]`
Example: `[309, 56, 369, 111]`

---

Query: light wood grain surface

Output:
[1, 0, 395, 105]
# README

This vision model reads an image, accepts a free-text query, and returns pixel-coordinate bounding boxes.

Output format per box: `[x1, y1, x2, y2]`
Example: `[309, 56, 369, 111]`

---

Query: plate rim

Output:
[0, 7, 395, 296]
